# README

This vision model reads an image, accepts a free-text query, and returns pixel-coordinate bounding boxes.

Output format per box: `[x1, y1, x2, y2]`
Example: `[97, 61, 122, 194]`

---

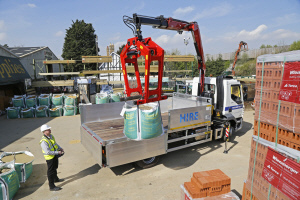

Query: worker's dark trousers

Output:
[46, 156, 59, 189]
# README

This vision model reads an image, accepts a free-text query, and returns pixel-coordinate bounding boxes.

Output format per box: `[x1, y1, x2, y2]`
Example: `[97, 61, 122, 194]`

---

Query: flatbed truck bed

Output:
[80, 94, 225, 168]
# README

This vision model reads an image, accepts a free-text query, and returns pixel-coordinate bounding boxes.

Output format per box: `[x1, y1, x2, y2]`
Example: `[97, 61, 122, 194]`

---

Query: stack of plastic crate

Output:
[242, 50, 300, 200]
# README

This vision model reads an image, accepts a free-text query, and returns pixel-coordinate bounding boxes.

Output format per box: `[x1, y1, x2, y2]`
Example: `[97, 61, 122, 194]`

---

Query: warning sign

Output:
[262, 147, 300, 200]
[279, 62, 300, 103]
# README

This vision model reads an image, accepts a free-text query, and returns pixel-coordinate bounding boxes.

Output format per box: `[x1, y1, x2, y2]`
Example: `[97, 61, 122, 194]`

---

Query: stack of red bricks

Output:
[184, 169, 231, 199]
[254, 61, 300, 135]
[242, 52, 300, 200]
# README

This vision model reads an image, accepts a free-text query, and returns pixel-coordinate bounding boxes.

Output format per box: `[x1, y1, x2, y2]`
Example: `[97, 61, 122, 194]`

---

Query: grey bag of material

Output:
[38, 94, 51, 106]
[49, 106, 63, 117]
[25, 95, 37, 108]
[6, 107, 20, 119]
[20, 108, 34, 118]
[0, 161, 20, 200]
[0, 151, 34, 183]
[110, 93, 121, 103]
[35, 106, 48, 117]
[12, 95, 25, 108]
[121, 102, 163, 140]
[95, 93, 109, 104]
[63, 105, 77, 116]
[64, 94, 77, 106]
[51, 94, 63, 106]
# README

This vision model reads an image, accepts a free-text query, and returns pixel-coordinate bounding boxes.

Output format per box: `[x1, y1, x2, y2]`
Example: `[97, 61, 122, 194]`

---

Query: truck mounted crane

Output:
[120, 14, 206, 104]
[80, 14, 244, 169]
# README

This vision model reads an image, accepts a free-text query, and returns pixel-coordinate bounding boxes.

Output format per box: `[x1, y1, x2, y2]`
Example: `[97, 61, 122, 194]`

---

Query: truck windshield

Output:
[231, 85, 242, 104]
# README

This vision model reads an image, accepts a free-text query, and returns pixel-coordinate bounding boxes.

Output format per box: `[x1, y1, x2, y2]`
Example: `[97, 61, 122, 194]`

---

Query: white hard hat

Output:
[41, 124, 51, 132]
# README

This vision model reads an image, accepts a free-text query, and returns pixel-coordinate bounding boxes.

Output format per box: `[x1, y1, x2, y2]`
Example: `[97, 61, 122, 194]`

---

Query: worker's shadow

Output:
[57, 164, 100, 187]
[13, 163, 48, 199]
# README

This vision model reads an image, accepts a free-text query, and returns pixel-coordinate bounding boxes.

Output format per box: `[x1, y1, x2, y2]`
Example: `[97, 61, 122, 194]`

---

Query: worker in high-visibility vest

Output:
[40, 124, 65, 191]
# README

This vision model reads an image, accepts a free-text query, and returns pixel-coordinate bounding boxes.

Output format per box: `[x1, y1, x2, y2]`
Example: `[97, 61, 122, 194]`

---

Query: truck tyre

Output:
[134, 156, 160, 169]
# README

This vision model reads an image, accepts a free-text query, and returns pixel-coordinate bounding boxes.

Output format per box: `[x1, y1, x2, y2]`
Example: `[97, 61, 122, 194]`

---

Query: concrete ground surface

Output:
[0, 110, 254, 200]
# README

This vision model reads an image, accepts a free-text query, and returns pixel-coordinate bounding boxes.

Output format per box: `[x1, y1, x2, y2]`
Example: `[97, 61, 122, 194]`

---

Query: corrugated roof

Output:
[0, 45, 19, 58]
[7, 46, 48, 57]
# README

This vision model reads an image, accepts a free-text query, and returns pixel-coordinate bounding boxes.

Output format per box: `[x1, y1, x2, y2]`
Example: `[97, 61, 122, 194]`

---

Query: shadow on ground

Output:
[57, 164, 101, 187]
[110, 120, 253, 175]
[13, 163, 47, 199]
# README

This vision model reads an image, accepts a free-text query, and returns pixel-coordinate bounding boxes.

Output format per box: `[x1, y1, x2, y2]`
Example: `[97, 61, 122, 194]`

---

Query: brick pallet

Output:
[243, 51, 300, 200]
[183, 169, 231, 199]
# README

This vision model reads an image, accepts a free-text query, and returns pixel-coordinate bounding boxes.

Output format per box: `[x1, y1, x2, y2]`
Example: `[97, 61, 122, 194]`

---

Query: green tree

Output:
[289, 40, 300, 51]
[62, 20, 97, 72]
[260, 44, 272, 49]
[205, 55, 227, 77]
[235, 59, 256, 76]
[260, 44, 266, 49]
[117, 44, 125, 55]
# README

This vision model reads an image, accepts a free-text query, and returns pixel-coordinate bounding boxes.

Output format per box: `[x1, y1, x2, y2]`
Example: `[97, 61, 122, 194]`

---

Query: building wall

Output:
[206, 45, 291, 61]
[20, 47, 63, 79]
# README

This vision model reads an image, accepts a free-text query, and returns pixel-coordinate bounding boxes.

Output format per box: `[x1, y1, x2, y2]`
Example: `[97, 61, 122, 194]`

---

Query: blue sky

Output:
[1, 0, 300, 59]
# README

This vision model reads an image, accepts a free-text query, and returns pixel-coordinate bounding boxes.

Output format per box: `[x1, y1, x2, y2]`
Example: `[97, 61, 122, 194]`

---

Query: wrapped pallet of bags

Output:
[49, 106, 63, 117]
[51, 94, 63, 106]
[35, 106, 48, 117]
[20, 108, 34, 118]
[0, 161, 20, 200]
[12, 95, 25, 108]
[6, 107, 20, 119]
[63, 105, 77, 116]
[110, 93, 121, 103]
[121, 102, 163, 140]
[38, 94, 51, 107]
[25, 95, 37, 108]
[95, 93, 109, 104]
[64, 94, 77, 106]
[0, 151, 34, 183]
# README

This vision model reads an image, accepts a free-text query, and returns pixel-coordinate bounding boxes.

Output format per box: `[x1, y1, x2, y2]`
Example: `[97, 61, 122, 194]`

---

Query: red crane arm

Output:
[232, 41, 248, 76]
[121, 14, 206, 104]
[132, 15, 206, 94]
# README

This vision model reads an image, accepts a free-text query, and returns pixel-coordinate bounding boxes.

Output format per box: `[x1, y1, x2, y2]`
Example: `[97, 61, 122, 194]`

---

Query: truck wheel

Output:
[134, 156, 159, 169]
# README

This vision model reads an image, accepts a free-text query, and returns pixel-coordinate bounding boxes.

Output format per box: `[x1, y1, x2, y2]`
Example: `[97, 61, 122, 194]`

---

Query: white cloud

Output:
[192, 3, 232, 20]
[0, 33, 6, 41]
[114, 41, 126, 50]
[224, 24, 300, 42]
[237, 24, 268, 40]
[27, 3, 36, 8]
[173, 6, 194, 18]
[55, 31, 64, 37]
[154, 32, 193, 54]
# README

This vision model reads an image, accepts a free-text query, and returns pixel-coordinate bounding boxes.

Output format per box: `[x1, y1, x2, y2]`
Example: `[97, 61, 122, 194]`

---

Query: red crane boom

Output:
[121, 14, 206, 104]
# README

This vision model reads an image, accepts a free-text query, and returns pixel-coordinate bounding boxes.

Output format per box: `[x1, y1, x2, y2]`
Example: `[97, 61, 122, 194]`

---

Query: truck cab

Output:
[192, 76, 244, 134]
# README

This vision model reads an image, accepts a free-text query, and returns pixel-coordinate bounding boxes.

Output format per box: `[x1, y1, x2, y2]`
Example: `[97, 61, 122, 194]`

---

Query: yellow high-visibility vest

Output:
[40, 135, 58, 160]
